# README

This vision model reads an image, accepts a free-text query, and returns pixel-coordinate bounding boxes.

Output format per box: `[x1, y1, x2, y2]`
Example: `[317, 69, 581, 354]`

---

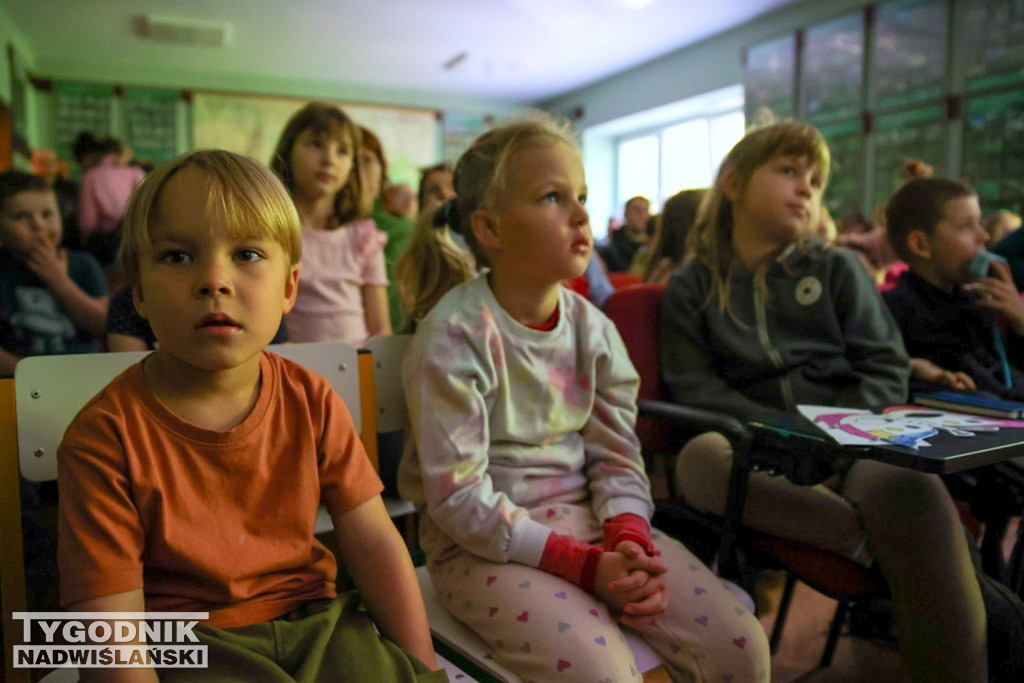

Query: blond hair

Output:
[687, 121, 831, 310]
[396, 112, 578, 323]
[396, 202, 477, 326]
[119, 149, 302, 286]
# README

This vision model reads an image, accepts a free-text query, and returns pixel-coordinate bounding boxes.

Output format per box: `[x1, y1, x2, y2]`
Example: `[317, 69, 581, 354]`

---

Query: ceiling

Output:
[5, 0, 800, 103]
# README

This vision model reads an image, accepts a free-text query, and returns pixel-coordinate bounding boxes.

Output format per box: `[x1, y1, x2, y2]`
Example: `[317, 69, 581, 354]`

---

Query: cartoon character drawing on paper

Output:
[814, 406, 1024, 449]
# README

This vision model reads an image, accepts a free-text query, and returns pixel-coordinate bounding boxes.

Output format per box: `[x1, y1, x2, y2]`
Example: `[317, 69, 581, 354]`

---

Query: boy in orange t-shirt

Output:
[57, 150, 441, 682]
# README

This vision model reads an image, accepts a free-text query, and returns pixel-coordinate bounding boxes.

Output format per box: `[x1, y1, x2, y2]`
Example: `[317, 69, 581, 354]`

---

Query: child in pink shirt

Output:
[270, 103, 391, 346]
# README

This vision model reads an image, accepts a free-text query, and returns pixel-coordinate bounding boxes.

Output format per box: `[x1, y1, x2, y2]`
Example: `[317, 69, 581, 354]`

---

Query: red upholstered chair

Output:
[602, 283, 886, 667]
[607, 271, 643, 290]
[561, 275, 589, 298]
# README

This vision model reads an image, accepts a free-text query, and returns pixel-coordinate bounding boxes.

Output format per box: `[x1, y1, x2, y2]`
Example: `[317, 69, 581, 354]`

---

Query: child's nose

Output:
[572, 200, 589, 226]
[195, 259, 233, 296]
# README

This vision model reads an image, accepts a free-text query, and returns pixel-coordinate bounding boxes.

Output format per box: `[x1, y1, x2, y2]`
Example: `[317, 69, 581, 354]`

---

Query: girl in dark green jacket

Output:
[661, 121, 986, 683]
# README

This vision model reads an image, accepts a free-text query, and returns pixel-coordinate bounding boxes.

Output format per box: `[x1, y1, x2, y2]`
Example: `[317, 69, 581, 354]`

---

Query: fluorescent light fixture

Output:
[137, 15, 233, 48]
[619, 0, 662, 9]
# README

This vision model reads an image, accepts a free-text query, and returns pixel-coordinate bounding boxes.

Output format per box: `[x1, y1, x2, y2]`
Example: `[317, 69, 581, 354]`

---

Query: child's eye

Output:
[157, 250, 191, 265]
[810, 177, 823, 189]
[235, 249, 264, 263]
[543, 191, 560, 203]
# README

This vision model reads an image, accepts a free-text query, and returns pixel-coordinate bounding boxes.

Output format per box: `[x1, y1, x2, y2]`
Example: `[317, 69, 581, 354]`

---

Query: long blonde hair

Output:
[396, 202, 476, 327]
[396, 113, 578, 325]
[687, 121, 831, 310]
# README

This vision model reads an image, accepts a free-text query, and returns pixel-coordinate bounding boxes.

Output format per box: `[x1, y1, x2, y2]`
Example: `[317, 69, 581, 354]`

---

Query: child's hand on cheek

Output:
[25, 240, 69, 287]
[966, 261, 1024, 335]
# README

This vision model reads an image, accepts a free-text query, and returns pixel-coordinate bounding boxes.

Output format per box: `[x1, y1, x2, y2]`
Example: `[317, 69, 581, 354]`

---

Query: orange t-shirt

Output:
[58, 351, 383, 628]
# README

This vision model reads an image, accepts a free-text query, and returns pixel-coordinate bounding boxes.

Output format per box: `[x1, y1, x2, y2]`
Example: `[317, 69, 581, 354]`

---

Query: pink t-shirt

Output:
[288, 219, 388, 346]
[78, 155, 147, 236]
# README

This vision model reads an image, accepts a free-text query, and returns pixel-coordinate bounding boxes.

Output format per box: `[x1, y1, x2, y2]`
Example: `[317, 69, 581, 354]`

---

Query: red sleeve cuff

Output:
[579, 546, 604, 593]
[602, 513, 654, 555]
[538, 532, 605, 593]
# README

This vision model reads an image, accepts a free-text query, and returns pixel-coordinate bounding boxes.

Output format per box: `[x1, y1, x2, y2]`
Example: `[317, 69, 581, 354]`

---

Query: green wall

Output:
[1, 1, 41, 154]
[541, 0, 872, 128]
[1, 3, 524, 159]
[538, 0, 874, 234]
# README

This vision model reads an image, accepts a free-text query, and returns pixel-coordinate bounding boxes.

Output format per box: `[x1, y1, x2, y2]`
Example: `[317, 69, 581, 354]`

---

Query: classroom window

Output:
[615, 109, 743, 215]
[617, 134, 659, 211]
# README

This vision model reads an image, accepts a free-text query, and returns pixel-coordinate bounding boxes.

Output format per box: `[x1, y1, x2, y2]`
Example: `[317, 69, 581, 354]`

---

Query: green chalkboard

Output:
[819, 118, 864, 219]
[871, 105, 946, 208]
[124, 88, 179, 164]
[802, 12, 865, 123]
[962, 89, 1024, 214]
[873, 0, 948, 110]
[745, 34, 796, 126]
[52, 82, 113, 173]
[963, 0, 1024, 93]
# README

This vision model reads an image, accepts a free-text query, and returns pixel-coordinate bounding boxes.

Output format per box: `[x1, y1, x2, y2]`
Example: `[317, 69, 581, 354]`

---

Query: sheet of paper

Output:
[797, 404, 1024, 450]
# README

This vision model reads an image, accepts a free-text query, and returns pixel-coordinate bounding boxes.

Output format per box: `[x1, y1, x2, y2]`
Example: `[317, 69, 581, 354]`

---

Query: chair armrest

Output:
[636, 398, 756, 582]
[639, 398, 846, 486]
[637, 398, 850, 583]
[637, 399, 749, 444]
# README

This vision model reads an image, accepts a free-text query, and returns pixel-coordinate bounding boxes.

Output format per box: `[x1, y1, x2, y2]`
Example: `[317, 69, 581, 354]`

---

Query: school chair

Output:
[601, 283, 887, 669]
[561, 274, 589, 298]
[1, 342, 467, 682]
[364, 334, 671, 683]
[607, 271, 643, 290]
[1, 375, 31, 683]
[363, 336, 417, 547]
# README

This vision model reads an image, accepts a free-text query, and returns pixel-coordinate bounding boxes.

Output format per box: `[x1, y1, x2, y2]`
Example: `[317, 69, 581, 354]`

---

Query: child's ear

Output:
[906, 229, 932, 259]
[131, 284, 148, 320]
[281, 265, 300, 314]
[471, 209, 502, 251]
[723, 170, 742, 204]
